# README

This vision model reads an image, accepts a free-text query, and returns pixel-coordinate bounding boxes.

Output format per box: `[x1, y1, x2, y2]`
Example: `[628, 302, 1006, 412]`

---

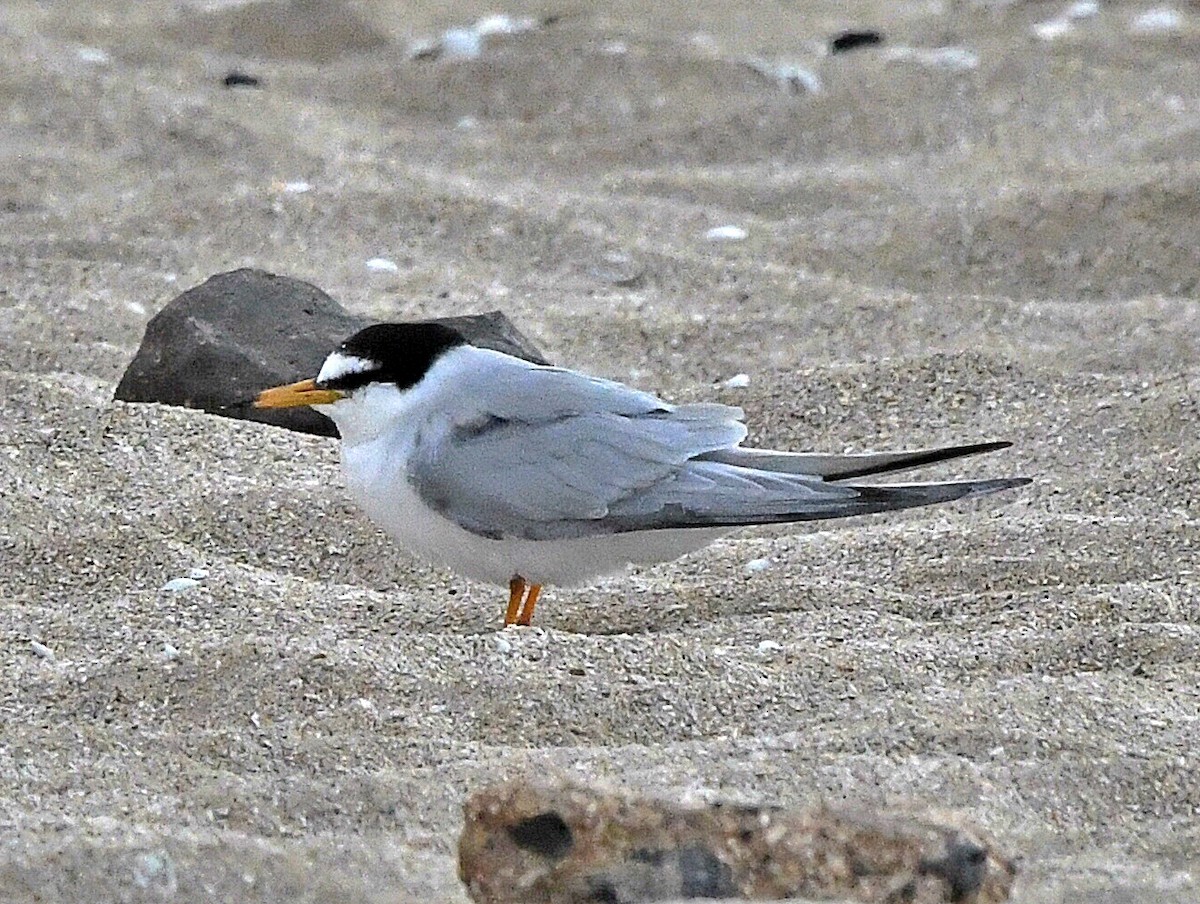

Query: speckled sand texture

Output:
[1, 2, 1198, 902]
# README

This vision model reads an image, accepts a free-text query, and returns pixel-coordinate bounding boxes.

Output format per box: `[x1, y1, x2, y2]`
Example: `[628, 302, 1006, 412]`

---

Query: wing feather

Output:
[406, 348, 1026, 541]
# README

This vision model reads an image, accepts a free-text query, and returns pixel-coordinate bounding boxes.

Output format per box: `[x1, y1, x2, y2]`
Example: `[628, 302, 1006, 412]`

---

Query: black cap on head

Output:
[318, 322, 468, 392]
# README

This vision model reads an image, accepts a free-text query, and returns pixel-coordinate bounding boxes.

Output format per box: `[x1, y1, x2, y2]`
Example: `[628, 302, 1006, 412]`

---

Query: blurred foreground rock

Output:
[458, 780, 1016, 904]
[114, 269, 548, 437]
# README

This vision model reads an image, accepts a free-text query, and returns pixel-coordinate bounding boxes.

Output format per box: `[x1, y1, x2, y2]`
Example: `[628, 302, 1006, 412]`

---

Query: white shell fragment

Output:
[77, 47, 111, 65]
[474, 14, 539, 37]
[411, 13, 542, 61]
[1035, 0, 1101, 40]
[722, 373, 751, 389]
[365, 258, 400, 273]
[441, 28, 483, 60]
[886, 46, 979, 71]
[161, 577, 200, 593]
[706, 225, 748, 242]
[1033, 19, 1075, 41]
[744, 58, 822, 95]
[1131, 7, 1183, 33]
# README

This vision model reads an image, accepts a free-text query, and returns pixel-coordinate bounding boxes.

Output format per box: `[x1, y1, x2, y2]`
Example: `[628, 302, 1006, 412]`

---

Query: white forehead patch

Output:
[317, 351, 379, 384]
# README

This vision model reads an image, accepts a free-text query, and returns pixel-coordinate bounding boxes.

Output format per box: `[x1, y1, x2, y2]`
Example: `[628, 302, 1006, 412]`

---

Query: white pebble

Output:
[745, 59, 822, 94]
[282, 180, 312, 194]
[188, 568, 209, 580]
[706, 225, 748, 242]
[132, 851, 176, 893]
[30, 640, 55, 660]
[722, 373, 751, 389]
[1033, 19, 1075, 41]
[744, 557, 773, 573]
[161, 577, 200, 593]
[886, 46, 979, 71]
[126, 300, 147, 316]
[494, 635, 513, 654]
[474, 14, 539, 36]
[162, 643, 180, 661]
[601, 40, 629, 55]
[77, 47, 110, 64]
[757, 640, 784, 654]
[1131, 7, 1182, 33]
[769, 63, 822, 95]
[366, 257, 400, 273]
[441, 27, 483, 59]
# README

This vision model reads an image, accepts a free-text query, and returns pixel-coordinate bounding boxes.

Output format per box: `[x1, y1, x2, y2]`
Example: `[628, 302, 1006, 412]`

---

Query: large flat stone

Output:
[114, 268, 548, 437]
[459, 779, 1016, 904]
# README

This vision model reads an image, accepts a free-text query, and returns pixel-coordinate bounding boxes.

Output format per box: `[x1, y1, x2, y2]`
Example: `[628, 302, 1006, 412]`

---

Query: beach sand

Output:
[1, 1, 1197, 900]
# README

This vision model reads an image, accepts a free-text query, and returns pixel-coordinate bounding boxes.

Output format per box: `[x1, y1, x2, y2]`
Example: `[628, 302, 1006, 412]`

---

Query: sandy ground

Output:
[2, 1, 1198, 901]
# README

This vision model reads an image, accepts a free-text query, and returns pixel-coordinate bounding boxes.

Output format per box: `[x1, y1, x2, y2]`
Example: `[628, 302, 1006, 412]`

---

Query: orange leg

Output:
[504, 576, 525, 626]
[516, 584, 542, 627]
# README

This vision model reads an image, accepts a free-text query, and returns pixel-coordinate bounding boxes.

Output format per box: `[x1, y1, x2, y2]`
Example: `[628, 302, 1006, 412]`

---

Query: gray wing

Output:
[411, 394, 758, 540]
[410, 350, 1029, 540]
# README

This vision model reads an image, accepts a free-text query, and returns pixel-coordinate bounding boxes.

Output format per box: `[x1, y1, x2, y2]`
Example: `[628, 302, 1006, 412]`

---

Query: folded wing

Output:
[410, 352, 1029, 541]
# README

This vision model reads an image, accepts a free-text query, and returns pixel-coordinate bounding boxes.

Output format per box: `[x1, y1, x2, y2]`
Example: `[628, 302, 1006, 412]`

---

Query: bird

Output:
[255, 322, 1030, 628]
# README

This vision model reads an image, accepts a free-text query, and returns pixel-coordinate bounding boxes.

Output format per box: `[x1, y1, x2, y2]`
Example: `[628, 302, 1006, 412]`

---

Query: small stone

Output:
[1033, 19, 1075, 40]
[706, 225, 748, 242]
[281, 180, 311, 194]
[29, 640, 54, 660]
[77, 47, 110, 64]
[365, 257, 400, 273]
[442, 28, 483, 60]
[830, 30, 883, 54]
[1066, 1, 1100, 19]
[132, 850, 177, 894]
[222, 72, 260, 88]
[1131, 7, 1183, 33]
[162, 643, 181, 661]
[757, 640, 784, 654]
[744, 59, 822, 94]
[161, 577, 200, 593]
[745, 557, 773, 573]
[722, 373, 751, 389]
[886, 46, 979, 71]
[474, 14, 539, 36]
[188, 568, 210, 580]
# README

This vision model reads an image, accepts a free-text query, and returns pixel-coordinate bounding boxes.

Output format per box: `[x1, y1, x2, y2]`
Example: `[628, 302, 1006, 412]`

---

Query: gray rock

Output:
[459, 778, 1017, 904]
[115, 269, 548, 437]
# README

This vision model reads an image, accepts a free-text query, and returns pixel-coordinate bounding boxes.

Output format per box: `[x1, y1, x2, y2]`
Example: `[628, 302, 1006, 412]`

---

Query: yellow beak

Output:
[254, 379, 345, 409]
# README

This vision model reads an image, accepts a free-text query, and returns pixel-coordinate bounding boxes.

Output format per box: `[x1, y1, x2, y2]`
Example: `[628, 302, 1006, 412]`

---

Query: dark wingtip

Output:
[829, 440, 1018, 481]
